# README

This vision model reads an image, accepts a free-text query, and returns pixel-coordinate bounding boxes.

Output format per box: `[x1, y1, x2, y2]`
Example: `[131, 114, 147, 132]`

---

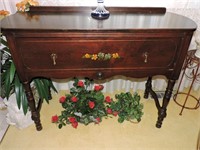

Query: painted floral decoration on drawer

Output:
[51, 78, 144, 129]
[82, 52, 120, 60]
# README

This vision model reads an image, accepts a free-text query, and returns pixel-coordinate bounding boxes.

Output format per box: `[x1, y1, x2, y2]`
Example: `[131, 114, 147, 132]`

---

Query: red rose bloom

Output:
[77, 81, 84, 87]
[113, 111, 119, 116]
[105, 96, 112, 103]
[71, 96, 78, 102]
[94, 85, 100, 91]
[96, 117, 101, 124]
[99, 85, 104, 90]
[107, 108, 112, 114]
[88, 101, 95, 109]
[59, 96, 66, 103]
[71, 121, 78, 128]
[94, 85, 102, 91]
[51, 115, 59, 123]
[68, 117, 76, 123]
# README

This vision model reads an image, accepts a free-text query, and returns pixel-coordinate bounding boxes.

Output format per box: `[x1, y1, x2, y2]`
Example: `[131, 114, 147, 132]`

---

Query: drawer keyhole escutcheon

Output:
[51, 53, 57, 65]
[143, 52, 149, 63]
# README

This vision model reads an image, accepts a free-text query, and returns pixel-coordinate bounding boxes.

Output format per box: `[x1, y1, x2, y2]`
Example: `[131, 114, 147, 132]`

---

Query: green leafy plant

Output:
[107, 92, 144, 123]
[0, 34, 57, 114]
[52, 78, 144, 129]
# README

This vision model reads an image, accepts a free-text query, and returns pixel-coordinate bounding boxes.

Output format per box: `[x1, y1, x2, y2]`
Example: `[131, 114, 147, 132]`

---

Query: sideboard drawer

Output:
[17, 38, 178, 71]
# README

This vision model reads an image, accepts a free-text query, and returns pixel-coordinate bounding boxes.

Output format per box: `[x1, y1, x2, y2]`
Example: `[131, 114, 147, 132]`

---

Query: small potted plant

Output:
[0, 1, 57, 114]
[0, 33, 57, 114]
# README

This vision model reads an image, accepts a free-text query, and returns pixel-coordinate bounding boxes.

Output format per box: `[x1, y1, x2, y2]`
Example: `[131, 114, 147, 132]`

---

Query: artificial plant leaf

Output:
[33, 79, 44, 101]
[83, 117, 90, 125]
[34, 79, 49, 103]
[43, 79, 57, 97]
[5, 69, 11, 99]
[94, 92, 104, 101]
[40, 79, 51, 101]
[1, 59, 11, 71]
[48, 79, 57, 92]
[118, 117, 125, 123]
[21, 89, 28, 115]
[9, 61, 16, 84]
[14, 76, 21, 109]
[58, 124, 63, 129]
[2, 47, 10, 53]
[1, 71, 6, 85]
[0, 37, 8, 47]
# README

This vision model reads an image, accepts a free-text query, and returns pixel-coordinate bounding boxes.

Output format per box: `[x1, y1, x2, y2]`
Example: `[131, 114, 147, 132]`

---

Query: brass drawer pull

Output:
[50, 53, 57, 65]
[143, 52, 148, 63]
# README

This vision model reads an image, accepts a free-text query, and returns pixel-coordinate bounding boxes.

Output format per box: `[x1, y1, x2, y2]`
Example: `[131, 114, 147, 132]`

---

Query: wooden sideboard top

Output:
[1, 6, 197, 32]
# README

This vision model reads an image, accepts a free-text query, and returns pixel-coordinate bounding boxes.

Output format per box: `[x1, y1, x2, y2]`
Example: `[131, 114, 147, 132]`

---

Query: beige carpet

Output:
[0, 90, 200, 150]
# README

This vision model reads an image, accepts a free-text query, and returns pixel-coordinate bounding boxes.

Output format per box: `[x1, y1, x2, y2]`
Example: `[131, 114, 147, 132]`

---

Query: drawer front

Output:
[17, 38, 178, 70]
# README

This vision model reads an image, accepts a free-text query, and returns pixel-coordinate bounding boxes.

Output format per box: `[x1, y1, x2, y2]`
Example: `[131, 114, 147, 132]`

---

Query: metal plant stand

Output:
[174, 49, 200, 115]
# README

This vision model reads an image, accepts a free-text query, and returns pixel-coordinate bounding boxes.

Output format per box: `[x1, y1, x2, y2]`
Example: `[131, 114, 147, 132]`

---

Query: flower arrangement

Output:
[16, 0, 39, 12]
[0, 10, 10, 16]
[52, 78, 144, 129]
[52, 78, 107, 128]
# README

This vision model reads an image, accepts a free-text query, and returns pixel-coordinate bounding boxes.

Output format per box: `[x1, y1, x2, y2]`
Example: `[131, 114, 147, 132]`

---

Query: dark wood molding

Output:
[29, 6, 166, 14]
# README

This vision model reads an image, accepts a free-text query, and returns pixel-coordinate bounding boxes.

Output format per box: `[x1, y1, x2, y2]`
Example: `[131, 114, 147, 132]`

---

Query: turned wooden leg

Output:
[144, 77, 152, 99]
[23, 82, 42, 131]
[156, 79, 176, 128]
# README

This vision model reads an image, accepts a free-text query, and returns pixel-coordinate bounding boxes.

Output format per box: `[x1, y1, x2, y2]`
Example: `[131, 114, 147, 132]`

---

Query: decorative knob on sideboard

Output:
[97, 72, 104, 79]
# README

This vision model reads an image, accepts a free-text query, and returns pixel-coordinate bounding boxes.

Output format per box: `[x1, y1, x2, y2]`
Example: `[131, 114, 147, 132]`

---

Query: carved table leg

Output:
[144, 77, 176, 128]
[23, 82, 42, 131]
[144, 77, 152, 99]
[156, 79, 176, 128]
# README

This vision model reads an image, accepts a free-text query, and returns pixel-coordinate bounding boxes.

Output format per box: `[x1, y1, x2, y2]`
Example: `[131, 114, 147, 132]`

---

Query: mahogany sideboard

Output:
[1, 6, 197, 131]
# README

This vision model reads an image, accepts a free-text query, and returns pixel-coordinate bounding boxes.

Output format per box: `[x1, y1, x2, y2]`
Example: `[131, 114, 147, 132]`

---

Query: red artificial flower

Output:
[113, 111, 119, 116]
[94, 85, 103, 91]
[105, 96, 112, 103]
[71, 96, 78, 102]
[94, 85, 100, 91]
[107, 108, 112, 114]
[71, 121, 78, 128]
[88, 101, 95, 109]
[59, 96, 66, 103]
[68, 117, 76, 123]
[51, 115, 59, 123]
[96, 117, 101, 124]
[77, 81, 84, 87]
[99, 85, 104, 90]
